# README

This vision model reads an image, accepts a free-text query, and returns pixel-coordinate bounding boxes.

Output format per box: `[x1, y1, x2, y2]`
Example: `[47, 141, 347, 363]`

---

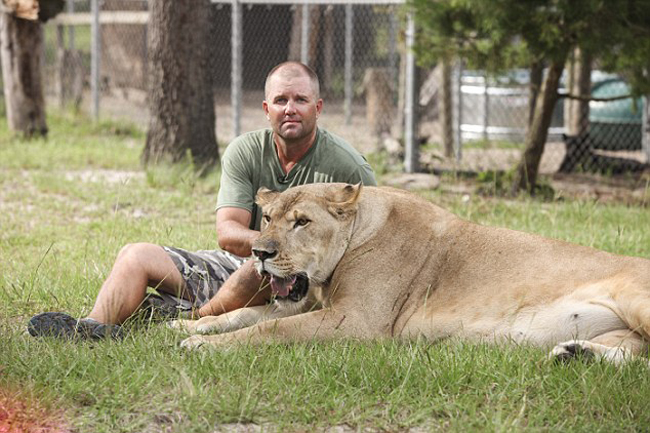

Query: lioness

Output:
[173, 183, 650, 364]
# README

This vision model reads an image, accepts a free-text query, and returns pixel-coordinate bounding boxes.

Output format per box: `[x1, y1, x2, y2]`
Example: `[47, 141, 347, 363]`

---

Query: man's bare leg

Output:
[197, 259, 270, 317]
[86, 243, 186, 324]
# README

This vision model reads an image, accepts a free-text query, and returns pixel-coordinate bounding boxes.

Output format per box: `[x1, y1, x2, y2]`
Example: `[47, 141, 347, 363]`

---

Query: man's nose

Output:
[284, 100, 296, 115]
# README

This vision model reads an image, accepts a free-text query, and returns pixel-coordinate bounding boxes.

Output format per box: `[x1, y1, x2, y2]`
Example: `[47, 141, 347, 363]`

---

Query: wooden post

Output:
[363, 67, 393, 151]
[57, 23, 65, 107]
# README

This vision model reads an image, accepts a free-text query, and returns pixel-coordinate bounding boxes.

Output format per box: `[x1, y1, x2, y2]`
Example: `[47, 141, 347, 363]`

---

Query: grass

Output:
[422, 139, 524, 152]
[1, 112, 649, 432]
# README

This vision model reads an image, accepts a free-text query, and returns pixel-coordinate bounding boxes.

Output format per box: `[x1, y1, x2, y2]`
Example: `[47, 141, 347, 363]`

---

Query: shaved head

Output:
[264, 62, 320, 100]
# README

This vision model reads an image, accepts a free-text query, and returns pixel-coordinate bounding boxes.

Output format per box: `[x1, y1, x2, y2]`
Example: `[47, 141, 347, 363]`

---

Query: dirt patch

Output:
[550, 172, 649, 205]
[63, 169, 144, 184]
[0, 388, 71, 433]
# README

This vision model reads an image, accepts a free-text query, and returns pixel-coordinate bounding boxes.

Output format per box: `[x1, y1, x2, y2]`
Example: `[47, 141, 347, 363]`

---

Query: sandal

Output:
[27, 312, 124, 340]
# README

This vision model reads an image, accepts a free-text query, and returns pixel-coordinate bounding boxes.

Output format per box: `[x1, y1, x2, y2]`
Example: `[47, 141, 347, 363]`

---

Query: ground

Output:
[74, 88, 649, 205]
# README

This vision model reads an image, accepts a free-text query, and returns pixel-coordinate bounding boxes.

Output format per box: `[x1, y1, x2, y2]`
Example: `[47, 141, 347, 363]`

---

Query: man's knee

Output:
[115, 243, 165, 269]
[117, 242, 151, 259]
[116, 243, 182, 288]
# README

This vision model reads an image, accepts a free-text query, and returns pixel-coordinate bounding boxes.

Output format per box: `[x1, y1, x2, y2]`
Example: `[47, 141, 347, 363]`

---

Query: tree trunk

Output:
[527, 61, 543, 127]
[0, 11, 47, 137]
[142, 0, 218, 169]
[558, 48, 593, 173]
[567, 47, 591, 136]
[511, 59, 565, 194]
[322, 5, 335, 95]
[307, 6, 321, 67]
[287, 6, 302, 61]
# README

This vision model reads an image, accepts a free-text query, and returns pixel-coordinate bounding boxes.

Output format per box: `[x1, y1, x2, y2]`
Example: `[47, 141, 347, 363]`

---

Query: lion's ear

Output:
[326, 183, 362, 219]
[256, 187, 280, 207]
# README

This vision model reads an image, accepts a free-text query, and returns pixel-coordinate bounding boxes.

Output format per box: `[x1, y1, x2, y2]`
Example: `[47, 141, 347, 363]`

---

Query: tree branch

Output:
[557, 92, 635, 102]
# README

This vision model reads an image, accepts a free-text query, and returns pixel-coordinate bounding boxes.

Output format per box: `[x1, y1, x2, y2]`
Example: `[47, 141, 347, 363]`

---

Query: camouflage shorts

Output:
[160, 246, 247, 309]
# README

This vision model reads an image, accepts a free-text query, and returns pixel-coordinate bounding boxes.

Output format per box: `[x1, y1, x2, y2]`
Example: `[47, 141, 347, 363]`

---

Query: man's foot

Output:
[27, 312, 124, 340]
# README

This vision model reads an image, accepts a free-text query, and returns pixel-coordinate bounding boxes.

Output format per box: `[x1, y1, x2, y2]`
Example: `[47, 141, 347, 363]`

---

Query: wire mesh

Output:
[15, 0, 649, 178]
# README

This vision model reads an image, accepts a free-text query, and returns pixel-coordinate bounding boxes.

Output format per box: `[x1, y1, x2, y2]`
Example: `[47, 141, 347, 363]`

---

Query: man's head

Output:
[263, 62, 323, 145]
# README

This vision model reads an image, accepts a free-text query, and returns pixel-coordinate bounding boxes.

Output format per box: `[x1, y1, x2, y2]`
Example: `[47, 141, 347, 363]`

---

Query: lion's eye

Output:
[294, 218, 310, 228]
[262, 214, 271, 224]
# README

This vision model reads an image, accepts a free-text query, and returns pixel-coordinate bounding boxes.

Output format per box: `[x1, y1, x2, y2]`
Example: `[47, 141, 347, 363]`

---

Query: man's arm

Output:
[216, 207, 259, 257]
[197, 259, 269, 317]
[195, 207, 270, 318]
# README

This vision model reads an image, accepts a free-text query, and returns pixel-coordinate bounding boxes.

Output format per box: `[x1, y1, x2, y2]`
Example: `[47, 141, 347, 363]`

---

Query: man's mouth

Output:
[267, 273, 309, 302]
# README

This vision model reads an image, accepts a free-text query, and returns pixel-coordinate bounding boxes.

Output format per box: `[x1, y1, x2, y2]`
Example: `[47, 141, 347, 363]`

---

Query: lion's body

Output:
[174, 184, 650, 364]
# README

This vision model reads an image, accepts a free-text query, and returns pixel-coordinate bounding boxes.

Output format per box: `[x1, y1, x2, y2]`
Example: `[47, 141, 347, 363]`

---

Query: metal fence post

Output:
[231, 0, 242, 138]
[300, 4, 309, 65]
[343, 4, 353, 125]
[404, 11, 418, 173]
[388, 12, 398, 87]
[454, 61, 463, 161]
[483, 73, 489, 141]
[67, 0, 75, 50]
[90, 0, 100, 120]
[641, 96, 650, 164]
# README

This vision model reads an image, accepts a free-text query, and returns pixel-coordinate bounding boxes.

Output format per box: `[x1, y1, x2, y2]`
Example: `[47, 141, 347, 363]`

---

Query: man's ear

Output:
[326, 183, 362, 220]
[262, 100, 270, 120]
[256, 187, 280, 207]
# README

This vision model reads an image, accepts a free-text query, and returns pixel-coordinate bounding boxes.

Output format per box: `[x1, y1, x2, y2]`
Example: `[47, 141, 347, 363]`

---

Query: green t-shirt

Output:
[217, 128, 377, 230]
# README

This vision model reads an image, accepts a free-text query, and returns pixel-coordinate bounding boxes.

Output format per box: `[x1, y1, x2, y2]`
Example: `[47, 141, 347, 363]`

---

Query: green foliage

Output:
[459, 139, 523, 150]
[475, 169, 555, 199]
[410, 0, 650, 95]
[365, 150, 400, 177]
[476, 169, 510, 196]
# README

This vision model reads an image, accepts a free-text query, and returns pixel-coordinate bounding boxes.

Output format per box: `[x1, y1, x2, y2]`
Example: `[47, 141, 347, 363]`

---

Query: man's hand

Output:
[197, 259, 271, 317]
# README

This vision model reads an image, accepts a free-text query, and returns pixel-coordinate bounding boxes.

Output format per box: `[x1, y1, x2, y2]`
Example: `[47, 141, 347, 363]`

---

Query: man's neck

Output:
[274, 130, 318, 174]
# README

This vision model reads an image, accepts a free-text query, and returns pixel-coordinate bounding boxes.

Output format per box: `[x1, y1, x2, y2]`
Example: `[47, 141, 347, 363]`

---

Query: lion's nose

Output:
[252, 246, 277, 261]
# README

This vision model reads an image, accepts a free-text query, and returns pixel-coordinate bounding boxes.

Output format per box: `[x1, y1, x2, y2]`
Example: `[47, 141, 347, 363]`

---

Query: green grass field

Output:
[1, 112, 649, 432]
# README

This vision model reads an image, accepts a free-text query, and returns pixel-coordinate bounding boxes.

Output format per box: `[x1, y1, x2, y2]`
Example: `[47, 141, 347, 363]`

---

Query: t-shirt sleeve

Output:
[349, 162, 377, 186]
[216, 140, 256, 213]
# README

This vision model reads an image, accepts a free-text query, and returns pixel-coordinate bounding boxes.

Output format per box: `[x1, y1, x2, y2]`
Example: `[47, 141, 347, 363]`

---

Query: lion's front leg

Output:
[180, 308, 361, 349]
[170, 302, 308, 335]
[167, 312, 252, 334]
[168, 306, 271, 335]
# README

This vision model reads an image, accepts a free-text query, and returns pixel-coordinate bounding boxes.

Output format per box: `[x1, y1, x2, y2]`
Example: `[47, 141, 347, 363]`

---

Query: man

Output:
[28, 61, 377, 339]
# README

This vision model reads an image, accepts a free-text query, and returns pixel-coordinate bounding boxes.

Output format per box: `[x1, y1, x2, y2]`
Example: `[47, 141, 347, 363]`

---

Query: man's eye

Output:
[294, 218, 309, 228]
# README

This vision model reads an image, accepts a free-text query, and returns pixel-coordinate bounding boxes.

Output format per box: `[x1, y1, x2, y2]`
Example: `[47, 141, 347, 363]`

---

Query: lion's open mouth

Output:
[268, 273, 309, 302]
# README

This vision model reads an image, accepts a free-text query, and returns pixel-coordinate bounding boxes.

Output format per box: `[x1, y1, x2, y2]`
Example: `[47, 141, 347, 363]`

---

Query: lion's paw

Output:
[549, 340, 595, 364]
[195, 316, 229, 335]
[167, 319, 199, 333]
[180, 334, 208, 350]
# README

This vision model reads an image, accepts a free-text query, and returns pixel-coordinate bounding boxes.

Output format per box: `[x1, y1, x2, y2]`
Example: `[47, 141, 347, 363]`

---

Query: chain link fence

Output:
[418, 64, 650, 177]
[21, 0, 650, 179]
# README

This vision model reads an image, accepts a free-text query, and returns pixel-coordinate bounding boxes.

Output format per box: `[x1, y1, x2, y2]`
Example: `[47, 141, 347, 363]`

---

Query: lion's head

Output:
[251, 183, 362, 302]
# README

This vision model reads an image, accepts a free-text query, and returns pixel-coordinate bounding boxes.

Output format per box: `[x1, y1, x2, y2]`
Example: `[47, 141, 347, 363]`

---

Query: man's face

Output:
[263, 74, 323, 143]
